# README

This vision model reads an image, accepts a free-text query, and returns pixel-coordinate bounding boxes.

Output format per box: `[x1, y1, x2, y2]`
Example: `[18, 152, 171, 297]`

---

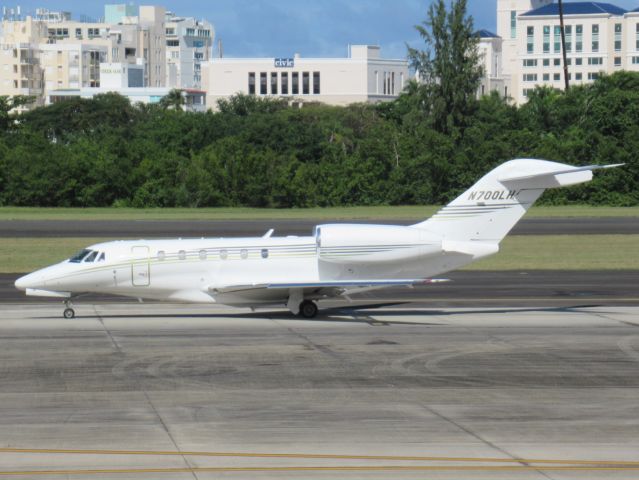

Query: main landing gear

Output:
[298, 300, 318, 319]
[63, 300, 75, 319]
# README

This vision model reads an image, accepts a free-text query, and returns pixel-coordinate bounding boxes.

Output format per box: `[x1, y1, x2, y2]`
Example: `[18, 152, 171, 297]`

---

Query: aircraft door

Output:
[131, 246, 150, 287]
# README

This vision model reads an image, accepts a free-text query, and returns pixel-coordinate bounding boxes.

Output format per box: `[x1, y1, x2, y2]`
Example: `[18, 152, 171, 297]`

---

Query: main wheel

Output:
[299, 300, 318, 319]
[63, 308, 75, 319]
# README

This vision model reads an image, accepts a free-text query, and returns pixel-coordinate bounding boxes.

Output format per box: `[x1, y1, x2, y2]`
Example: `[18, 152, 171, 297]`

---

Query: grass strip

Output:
[1, 235, 637, 274]
[0, 205, 638, 221]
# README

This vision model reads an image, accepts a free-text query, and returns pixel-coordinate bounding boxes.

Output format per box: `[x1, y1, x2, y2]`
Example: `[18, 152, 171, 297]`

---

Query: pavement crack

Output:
[422, 404, 555, 480]
[93, 306, 123, 354]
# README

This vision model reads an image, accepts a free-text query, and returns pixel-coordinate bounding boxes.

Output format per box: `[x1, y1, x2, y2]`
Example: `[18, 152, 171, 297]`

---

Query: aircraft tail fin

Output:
[413, 159, 622, 243]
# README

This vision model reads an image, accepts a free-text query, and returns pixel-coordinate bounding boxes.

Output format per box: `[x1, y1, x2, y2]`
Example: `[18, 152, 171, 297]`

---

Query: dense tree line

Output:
[0, 72, 636, 208]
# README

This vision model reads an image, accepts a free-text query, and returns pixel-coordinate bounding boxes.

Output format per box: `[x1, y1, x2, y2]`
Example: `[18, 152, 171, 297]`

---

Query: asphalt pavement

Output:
[1, 303, 638, 478]
[3, 270, 638, 307]
[0, 216, 637, 237]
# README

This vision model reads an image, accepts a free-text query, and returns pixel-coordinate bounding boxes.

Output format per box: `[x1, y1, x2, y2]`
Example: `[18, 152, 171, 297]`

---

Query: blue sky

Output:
[5, 0, 639, 58]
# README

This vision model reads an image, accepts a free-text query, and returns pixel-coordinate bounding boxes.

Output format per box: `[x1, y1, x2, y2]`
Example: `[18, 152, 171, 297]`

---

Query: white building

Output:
[476, 29, 509, 98]
[165, 11, 214, 89]
[495, 1, 639, 103]
[201, 45, 409, 110]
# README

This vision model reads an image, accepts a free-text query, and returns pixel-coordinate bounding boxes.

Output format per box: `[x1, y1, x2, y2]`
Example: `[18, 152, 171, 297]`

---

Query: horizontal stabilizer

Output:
[499, 163, 623, 182]
[498, 163, 623, 189]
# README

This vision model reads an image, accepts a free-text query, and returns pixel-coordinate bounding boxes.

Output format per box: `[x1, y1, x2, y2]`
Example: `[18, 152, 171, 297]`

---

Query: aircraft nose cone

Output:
[15, 273, 39, 291]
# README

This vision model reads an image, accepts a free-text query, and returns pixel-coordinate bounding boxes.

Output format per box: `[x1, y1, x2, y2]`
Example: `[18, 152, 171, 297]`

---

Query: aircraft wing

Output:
[208, 278, 449, 298]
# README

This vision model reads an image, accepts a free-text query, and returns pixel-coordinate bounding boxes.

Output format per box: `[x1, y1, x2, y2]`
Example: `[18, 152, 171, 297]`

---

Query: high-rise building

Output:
[165, 11, 214, 89]
[484, 1, 639, 104]
[0, 4, 185, 108]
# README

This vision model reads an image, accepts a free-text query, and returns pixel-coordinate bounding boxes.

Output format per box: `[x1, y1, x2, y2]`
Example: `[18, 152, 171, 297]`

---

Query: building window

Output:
[588, 72, 600, 80]
[565, 25, 572, 52]
[576, 25, 583, 52]
[543, 73, 550, 81]
[511, 11, 517, 39]
[543, 58, 550, 67]
[575, 58, 582, 65]
[522, 73, 537, 82]
[554, 26, 561, 53]
[592, 24, 599, 52]
[313, 72, 320, 94]
[554, 58, 561, 66]
[292, 72, 299, 94]
[302, 72, 310, 94]
[588, 57, 603, 65]
[167, 40, 179, 47]
[248, 72, 256, 95]
[523, 88, 534, 97]
[75, 28, 82, 38]
[281, 72, 289, 94]
[636, 23, 639, 50]
[632, 56, 639, 64]
[553, 73, 560, 81]
[615, 24, 622, 52]
[614, 56, 621, 66]
[260, 72, 267, 94]
[523, 59, 537, 67]
[576, 72, 583, 80]
[543, 25, 550, 53]
[527, 26, 534, 53]
[271, 72, 278, 94]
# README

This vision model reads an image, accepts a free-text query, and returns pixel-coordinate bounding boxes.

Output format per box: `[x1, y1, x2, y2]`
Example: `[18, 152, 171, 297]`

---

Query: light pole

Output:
[558, 0, 570, 90]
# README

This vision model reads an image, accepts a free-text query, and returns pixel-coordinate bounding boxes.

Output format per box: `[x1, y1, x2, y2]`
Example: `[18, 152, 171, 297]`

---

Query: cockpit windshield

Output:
[69, 249, 91, 263]
[69, 249, 105, 263]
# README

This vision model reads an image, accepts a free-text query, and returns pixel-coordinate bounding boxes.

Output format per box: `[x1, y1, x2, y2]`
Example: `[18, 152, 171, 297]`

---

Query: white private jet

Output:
[15, 159, 620, 319]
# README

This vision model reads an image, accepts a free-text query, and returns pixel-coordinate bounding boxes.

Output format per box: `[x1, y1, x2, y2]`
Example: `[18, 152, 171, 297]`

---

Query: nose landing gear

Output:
[63, 300, 75, 319]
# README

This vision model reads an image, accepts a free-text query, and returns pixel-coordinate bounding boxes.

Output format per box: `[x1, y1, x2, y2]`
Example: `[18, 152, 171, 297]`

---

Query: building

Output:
[495, 1, 639, 103]
[165, 11, 214, 89]
[0, 3, 180, 108]
[46, 86, 206, 112]
[476, 29, 508, 98]
[201, 45, 409, 110]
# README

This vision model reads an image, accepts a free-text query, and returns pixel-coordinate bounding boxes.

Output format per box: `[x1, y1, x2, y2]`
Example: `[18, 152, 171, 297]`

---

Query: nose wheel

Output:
[63, 300, 75, 319]
[299, 300, 318, 319]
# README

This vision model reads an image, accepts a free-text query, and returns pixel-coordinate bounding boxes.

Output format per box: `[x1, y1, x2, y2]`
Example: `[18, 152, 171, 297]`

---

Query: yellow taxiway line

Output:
[2, 447, 639, 466]
[1, 465, 639, 476]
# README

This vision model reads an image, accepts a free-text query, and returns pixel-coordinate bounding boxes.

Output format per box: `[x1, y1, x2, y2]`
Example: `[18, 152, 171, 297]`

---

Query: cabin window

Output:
[98, 252, 105, 262]
[157, 250, 166, 261]
[220, 249, 228, 260]
[83, 251, 98, 262]
[178, 250, 186, 260]
[199, 249, 207, 260]
[69, 249, 91, 263]
[240, 249, 248, 259]
[261, 248, 269, 259]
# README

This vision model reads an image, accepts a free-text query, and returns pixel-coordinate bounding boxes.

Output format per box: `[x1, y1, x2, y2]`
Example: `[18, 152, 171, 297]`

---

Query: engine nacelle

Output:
[315, 224, 442, 264]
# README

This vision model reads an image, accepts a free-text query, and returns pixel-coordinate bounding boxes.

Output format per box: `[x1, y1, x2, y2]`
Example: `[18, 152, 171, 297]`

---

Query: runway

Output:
[1, 303, 638, 478]
[0, 216, 638, 237]
[2, 270, 639, 306]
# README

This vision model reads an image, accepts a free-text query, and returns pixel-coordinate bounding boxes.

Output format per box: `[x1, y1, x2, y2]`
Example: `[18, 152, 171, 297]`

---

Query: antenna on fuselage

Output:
[262, 229, 274, 238]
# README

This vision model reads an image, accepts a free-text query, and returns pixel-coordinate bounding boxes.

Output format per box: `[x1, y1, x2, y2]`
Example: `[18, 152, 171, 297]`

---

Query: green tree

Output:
[407, 0, 483, 135]
[159, 89, 185, 111]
